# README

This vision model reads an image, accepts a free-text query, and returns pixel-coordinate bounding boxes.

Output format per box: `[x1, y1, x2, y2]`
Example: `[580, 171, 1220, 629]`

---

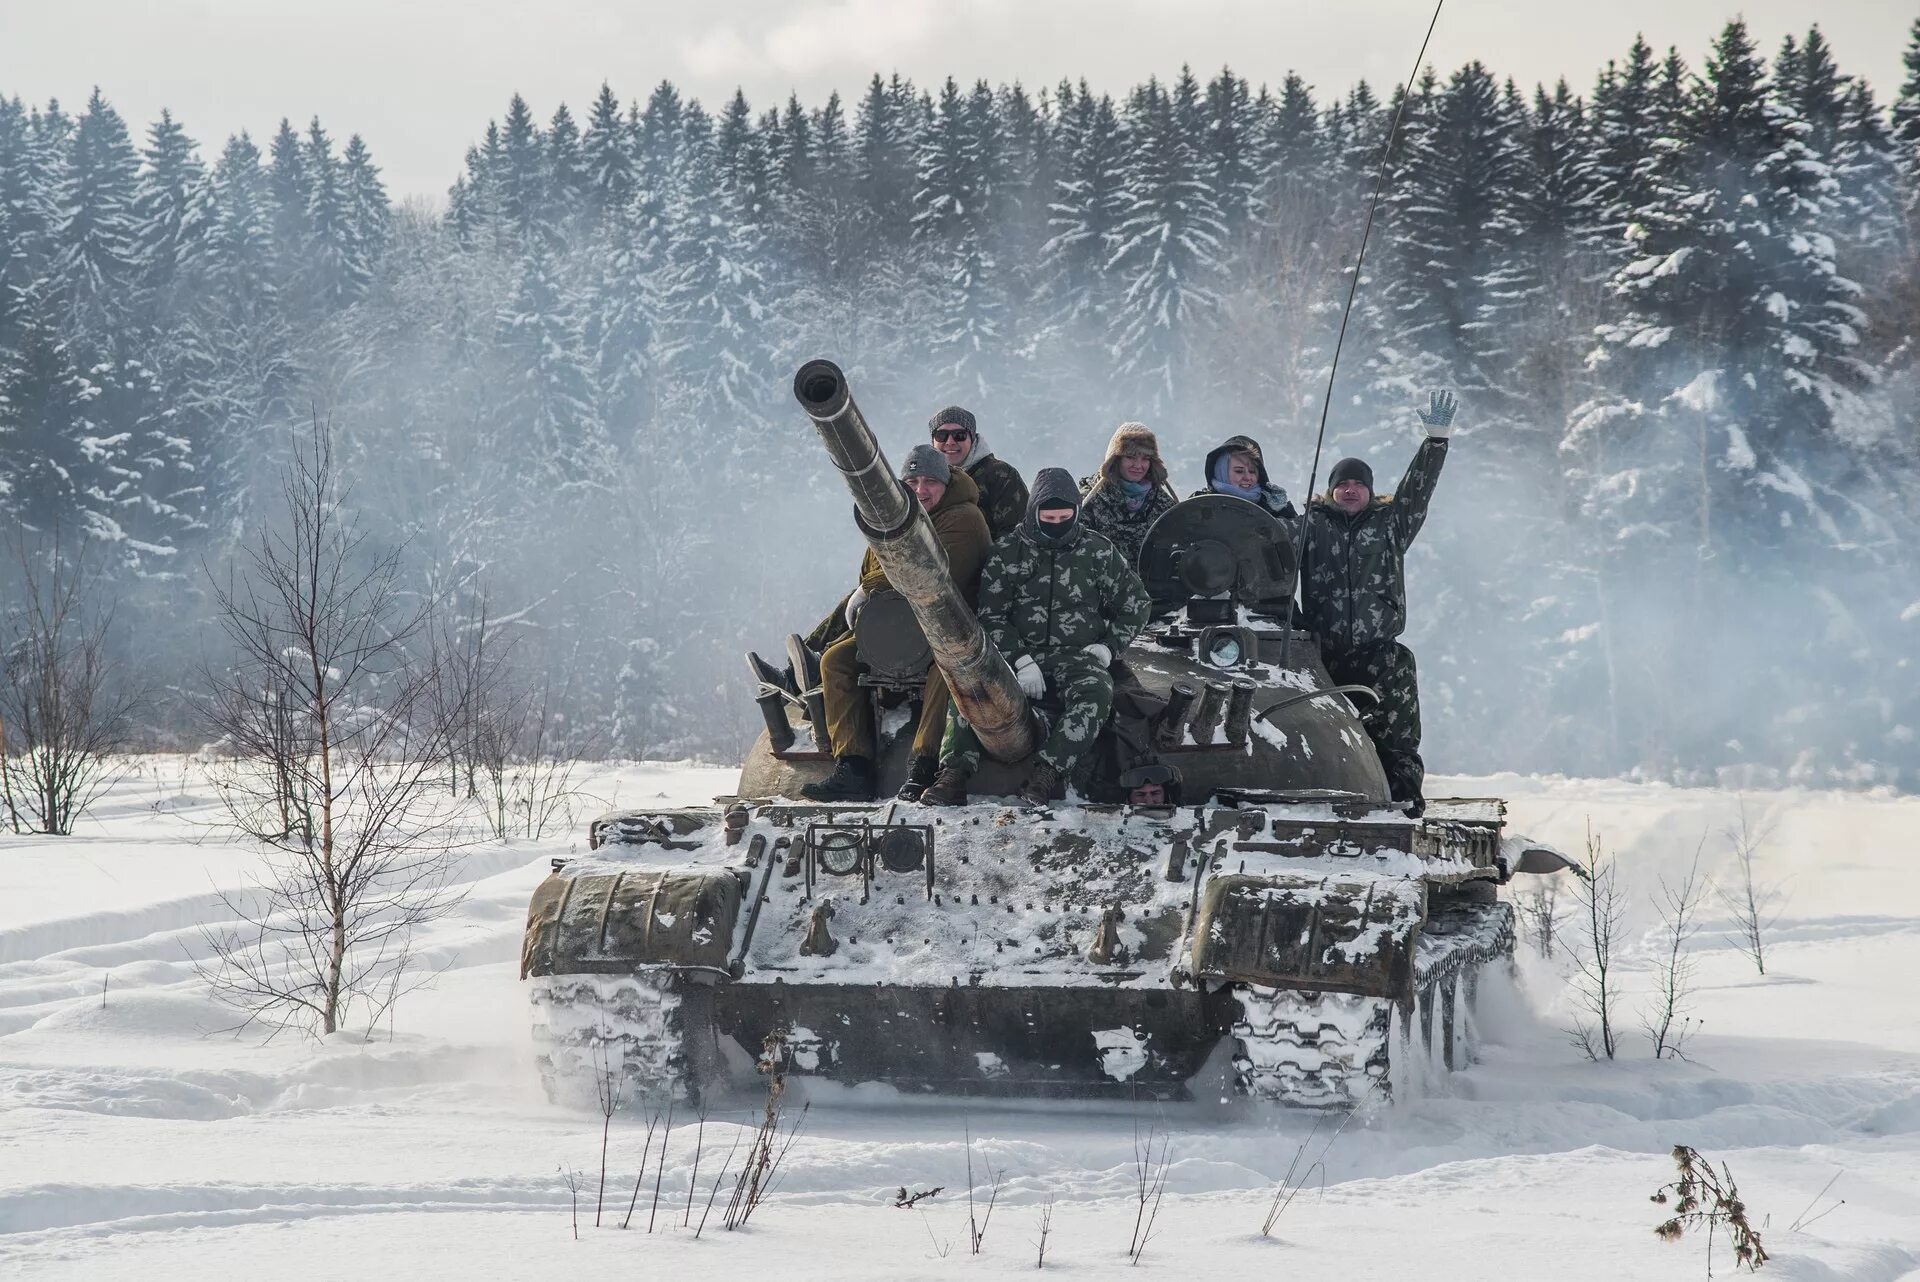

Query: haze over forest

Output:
[2, 15, 1918, 786]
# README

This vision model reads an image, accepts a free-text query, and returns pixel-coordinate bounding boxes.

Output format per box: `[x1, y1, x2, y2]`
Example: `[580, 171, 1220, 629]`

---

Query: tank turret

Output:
[792, 359, 1034, 763]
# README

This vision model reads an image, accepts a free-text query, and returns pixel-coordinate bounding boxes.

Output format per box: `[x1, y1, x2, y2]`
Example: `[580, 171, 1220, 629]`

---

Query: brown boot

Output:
[921, 764, 971, 806]
[1019, 761, 1064, 806]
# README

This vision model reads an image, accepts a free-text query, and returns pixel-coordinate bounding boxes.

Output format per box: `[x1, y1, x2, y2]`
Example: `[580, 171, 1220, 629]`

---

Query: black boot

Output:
[746, 650, 796, 698]
[922, 764, 971, 806]
[1019, 761, 1064, 806]
[896, 754, 938, 802]
[801, 756, 875, 802]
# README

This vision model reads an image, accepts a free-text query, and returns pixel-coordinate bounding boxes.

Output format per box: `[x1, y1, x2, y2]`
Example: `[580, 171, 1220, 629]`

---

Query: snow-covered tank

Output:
[521, 361, 1569, 1108]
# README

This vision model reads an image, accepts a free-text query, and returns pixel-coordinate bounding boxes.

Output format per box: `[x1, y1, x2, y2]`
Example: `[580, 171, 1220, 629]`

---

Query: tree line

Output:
[3, 15, 1919, 784]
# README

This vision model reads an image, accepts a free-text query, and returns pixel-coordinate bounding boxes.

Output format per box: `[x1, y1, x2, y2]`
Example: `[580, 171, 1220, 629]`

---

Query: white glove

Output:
[1083, 642, 1112, 666]
[1418, 389, 1457, 438]
[1013, 655, 1046, 699]
[844, 584, 870, 628]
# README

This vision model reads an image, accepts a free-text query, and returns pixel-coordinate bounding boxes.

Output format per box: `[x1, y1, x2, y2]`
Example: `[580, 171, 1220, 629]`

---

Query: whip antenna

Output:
[1283, 0, 1445, 668]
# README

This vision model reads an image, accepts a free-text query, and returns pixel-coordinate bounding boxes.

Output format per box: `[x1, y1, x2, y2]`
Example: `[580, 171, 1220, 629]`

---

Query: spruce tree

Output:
[582, 82, 637, 230]
[546, 102, 589, 243]
[497, 243, 603, 474]
[54, 88, 141, 339]
[129, 109, 207, 325]
[265, 118, 310, 279]
[1106, 77, 1226, 406]
[300, 118, 364, 310]
[496, 93, 550, 248]
[341, 135, 389, 274]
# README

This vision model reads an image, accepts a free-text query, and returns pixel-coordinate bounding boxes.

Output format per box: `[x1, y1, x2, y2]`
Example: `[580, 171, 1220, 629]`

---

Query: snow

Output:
[3, 760, 1919, 1278]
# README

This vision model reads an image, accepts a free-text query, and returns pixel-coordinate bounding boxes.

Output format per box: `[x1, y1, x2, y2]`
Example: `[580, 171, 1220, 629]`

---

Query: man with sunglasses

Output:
[929, 406, 1028, 541]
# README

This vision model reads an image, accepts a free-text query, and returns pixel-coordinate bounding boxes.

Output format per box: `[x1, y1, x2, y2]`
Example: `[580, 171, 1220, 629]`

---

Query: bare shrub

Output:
[1128, 1119, 1174, 1264]
[724, 1034, 809, 1230]
[1516, 876, 1569, 958]
[1568, 823, 1628, 1061]
[964, 1119, 1003, 1255]
[1651, 1144, 1769, 1272]
[1643, 840, 1711, 1060]
[1260, 1107, 1356, 1235]
[1719, 801, 1784, 976]
[0, 532, 142, 835]
[195, 421, 466, 1037]
[1032, 1195, 1054, 1269]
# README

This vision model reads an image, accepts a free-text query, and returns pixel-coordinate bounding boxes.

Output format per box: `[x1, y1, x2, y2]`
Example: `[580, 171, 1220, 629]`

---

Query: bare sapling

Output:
[963, 1119, 1003, 1254]
[0, 531, 143, 835]
[1516, 875, 1568, 957]
[648, 1099, 674, 1232]
[683, 1108, 707, 1226]
[1130, 1132, 1173, 1265]
[1568, 822, 1628, 1061]
[620, 1108, 662, 1230]
[425, 588, 511, 800]
[1643, 839, 1711, 1060]
[1032, 1195, 1054, 1269]
[195, 419, 469, 1038]
[593, 1040, 624, 1226]
[560, 1165, 580, 1240]
[1651, 1144, 1769, 1272]
[1261, 1106, 1358, 1235]
[474, 670, 595, 841]
[1787, 1169, 1844, 1233]
[1719, 801, 1783, 976]
[893, 1185, 943, 1208]
[694, 1120, 745, 1239]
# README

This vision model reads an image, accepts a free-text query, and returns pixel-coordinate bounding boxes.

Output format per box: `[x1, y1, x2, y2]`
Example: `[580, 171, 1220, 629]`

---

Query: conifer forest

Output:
[4, 17, 1919, 785]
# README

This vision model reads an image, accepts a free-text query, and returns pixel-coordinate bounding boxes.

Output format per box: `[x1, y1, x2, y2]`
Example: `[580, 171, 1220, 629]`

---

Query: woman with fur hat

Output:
[1079, 422, 1180, 569]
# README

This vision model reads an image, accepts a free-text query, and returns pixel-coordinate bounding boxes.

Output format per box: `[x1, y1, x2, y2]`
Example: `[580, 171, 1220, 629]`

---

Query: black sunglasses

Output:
[932, 427, 972, 443]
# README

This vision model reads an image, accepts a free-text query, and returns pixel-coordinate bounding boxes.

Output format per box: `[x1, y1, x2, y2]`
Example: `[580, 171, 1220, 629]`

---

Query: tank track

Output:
[1231, 898, 1515, 1107]
[528, 970, 709, 1110]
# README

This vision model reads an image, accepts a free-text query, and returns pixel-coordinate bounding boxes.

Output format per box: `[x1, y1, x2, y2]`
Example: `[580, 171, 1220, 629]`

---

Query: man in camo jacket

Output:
[923, 467, 1152, 807]
[1296, 390, 1457, 814]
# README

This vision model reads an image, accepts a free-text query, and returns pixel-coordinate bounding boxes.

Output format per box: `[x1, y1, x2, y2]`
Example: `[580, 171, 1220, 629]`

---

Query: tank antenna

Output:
[1285, 0, 1446, 664]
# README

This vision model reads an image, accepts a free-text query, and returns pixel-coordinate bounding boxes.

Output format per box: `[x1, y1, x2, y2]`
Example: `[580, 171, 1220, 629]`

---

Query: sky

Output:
[2, 0, 1913, 202]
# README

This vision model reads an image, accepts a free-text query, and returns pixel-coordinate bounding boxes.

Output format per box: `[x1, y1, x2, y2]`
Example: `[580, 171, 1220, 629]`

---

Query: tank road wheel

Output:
[528, 970, 722, 1110]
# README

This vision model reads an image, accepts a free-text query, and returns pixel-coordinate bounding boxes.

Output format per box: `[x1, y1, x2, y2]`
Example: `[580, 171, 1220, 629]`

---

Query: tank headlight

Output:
[1206, 634, 1243, 668]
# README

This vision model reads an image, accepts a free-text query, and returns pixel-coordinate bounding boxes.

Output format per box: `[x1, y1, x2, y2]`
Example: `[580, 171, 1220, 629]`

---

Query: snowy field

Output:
[3, 759, 1918, 1280]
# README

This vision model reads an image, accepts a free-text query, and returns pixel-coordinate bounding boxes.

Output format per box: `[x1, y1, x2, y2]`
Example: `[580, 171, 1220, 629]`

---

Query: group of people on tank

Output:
[781, 391, 1459, 815]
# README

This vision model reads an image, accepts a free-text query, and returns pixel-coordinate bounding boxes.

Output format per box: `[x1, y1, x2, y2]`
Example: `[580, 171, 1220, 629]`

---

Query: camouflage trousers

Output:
[1323, 640, 1423, 803]
[942, 650, 1115, 776]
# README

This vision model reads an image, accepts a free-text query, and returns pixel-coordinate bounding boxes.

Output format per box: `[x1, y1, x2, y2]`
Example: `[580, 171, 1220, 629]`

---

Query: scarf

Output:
[1118, 476, 1153, 513]
[1209, 455, 1262, 502]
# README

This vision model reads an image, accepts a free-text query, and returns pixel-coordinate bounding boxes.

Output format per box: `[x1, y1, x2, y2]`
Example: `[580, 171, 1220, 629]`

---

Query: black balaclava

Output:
[1025, 466, 1081, 543]
[1328, 457, 1374, 494]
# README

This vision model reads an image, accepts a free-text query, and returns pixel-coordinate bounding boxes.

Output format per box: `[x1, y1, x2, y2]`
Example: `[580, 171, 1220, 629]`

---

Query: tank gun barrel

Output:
[793, 359, 1035, 763]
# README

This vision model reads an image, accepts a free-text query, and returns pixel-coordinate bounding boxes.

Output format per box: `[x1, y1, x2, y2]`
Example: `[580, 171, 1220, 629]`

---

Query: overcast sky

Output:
[3, 1, 1912, 201]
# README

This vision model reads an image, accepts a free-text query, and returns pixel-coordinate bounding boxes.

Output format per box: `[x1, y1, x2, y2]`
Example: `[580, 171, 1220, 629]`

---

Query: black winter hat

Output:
[1328, 457, 1373, 492]
[929, 405, 977, 436]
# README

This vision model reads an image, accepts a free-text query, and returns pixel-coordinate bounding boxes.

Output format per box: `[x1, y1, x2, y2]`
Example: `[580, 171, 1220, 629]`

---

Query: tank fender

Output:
[522, 866, 746, 979]
[1500, 834, 1583, 878]
[1186, 872, 1426, 1002]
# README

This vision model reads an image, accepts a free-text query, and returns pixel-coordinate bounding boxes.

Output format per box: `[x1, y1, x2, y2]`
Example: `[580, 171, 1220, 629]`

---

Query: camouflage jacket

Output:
[1078, 476, 1178, 569]
[1295, 437, 1448, 651]
[977, 524, 1152, 661]
[967, 454, 1030, 540]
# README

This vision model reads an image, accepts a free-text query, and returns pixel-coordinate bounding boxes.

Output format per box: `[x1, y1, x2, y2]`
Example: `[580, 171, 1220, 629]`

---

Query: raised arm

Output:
[1392, 390, 1455, 547]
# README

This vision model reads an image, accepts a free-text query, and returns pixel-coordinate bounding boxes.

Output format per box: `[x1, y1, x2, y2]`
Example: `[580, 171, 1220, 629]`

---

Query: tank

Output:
[521, 360, 1572, 1109]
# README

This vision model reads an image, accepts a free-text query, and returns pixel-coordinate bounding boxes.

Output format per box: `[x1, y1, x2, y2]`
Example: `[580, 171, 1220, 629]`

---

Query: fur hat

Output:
[1099, 421, 1169, 489]
[901, 444, 951, 486]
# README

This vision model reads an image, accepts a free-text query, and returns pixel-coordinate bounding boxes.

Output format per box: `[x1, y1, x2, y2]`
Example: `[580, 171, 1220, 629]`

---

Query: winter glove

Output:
[1013, 655, 1046, 699]
[1418, 390, 1458, 437]
[843, 584, 870, 628]
[1082, 642, 1112, 667]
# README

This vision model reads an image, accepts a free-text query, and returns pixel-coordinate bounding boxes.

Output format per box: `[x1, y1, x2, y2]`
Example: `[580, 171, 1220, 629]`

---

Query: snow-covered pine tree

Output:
[582, 82, 637, 234]
[299, 118, 367, 312]
[265, 118, 311, 286]
[545, 102, 589, 248]
[128, 110, 207, 328]
[1106, 75, 1226, 409]
[855, 74, 917, 242]
[1204, 66, 1264, 237]
[496, 242, 604, 480]
[341, 135, 389, 277]
[495, 94, 551, 250]
[717, 90, 774, 225]
[0, 96, 63, 350]
[0, 284, 99, 534]
[54, 89, 140, 341]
